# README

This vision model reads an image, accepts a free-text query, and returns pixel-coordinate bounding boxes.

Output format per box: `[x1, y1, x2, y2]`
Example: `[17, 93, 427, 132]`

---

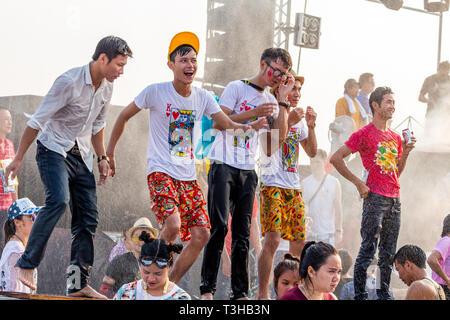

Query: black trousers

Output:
[16, 141, 99, 294]
[353, 192, 401, 300]
[200, 162, 258, 300]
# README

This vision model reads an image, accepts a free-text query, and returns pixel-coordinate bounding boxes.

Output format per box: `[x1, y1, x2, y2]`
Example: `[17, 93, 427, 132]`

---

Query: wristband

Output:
[97, 155, 109, 163]
[278, 101, 290, 109]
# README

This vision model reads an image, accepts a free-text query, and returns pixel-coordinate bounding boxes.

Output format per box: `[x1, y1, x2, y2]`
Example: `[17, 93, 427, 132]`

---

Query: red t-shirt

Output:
[0, 138, 15, 210]
[280, 286, 336, 300]
[345, 123, 403, 198]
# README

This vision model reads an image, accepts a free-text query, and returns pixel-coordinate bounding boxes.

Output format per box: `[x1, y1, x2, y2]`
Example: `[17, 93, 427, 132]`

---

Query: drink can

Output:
[402, 129, 413, 145]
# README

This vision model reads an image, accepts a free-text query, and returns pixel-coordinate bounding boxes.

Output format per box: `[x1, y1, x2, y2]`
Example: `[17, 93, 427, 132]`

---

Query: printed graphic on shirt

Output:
[282, 127, 301, 172]
[168, 107, 196, 159]
[239, 100, 258, 124]
[232, 130, 256, 150]
[374, 140, 399, 175]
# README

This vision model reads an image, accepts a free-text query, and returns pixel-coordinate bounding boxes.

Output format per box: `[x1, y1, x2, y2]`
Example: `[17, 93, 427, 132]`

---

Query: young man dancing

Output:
[200, 48, 294, 300]
[6, 36, 133, 298]
[106, 32, 262, 286]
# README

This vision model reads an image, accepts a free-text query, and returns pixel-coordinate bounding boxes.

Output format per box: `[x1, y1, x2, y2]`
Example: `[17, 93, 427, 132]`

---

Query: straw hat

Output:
[126, 217, 159, 240]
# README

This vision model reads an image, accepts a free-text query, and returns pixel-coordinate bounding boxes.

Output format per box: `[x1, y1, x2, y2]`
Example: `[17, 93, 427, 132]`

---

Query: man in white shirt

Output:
[106, 32, 261, 288]
[200, 48, 295, 300]
[6, 36, 133, 299]
[302, 149, 343, 246]
[257, 73, 318, 300]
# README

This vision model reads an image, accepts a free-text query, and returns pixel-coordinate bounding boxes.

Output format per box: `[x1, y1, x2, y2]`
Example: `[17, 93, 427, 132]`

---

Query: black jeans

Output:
[353, 192, 401, 300]
[200, 162, 258, 300]
[16, 141, 99, 294]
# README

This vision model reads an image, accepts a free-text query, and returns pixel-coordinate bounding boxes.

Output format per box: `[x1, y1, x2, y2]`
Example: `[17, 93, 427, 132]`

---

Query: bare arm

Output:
[106, 101, 142, 176]
[211, 108, 265, 132]
[91, 127, 110, 186]
[427, 250, 450, 289]
[330, 145, 370, 199]
[5, 126, 39, 180]
[299, 106, 318, 158]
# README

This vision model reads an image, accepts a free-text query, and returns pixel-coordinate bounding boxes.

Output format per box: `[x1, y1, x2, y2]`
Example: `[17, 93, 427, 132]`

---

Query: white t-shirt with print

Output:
[134, 82, 221, 181]
[207, 80, 279, 171]
[260, 120, 308, 190]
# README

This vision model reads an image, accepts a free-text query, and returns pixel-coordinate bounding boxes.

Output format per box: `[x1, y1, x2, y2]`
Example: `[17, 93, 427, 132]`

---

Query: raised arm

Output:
[299, 106, 318, 158]
[106, 101, 141, 176]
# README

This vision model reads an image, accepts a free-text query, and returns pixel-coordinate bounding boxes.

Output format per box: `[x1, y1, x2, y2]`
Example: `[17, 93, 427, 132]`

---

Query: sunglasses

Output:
[131, 233, 155, 243]
[139, 256, 171, 268]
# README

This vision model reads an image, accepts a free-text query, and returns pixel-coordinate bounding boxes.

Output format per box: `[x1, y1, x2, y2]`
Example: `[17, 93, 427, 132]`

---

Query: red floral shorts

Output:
[147, 172, 210, 242]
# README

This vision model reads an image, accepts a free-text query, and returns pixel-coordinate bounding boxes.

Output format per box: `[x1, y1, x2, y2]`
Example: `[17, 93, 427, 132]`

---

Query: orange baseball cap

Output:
[168, 31, 200, 61]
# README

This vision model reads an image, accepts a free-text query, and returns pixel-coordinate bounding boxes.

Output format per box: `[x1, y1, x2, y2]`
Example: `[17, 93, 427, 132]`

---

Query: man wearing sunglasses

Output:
[5, 36, 133, 299]
[201, 48, 294, 300]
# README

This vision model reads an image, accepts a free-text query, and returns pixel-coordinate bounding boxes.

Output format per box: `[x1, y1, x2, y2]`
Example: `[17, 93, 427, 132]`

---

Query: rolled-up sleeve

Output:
[27, 74, 73, 131]
[92, 101, 108, 135]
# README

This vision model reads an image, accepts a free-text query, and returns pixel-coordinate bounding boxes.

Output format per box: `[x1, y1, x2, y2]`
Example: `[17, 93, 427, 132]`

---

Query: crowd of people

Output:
[0, 31, 449, 301]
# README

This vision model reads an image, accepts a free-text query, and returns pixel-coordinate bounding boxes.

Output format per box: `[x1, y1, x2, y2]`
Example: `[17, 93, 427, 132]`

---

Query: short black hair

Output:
[394, 244, 426, 269]
[169, 44, 197, 62]
[261, 47, 292, 70]
[92, 36, 133, 62]
[369, 86, 394, 115]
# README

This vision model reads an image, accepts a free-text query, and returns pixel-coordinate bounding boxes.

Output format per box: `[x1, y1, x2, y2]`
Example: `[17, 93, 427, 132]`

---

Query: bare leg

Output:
[257, 232, 281, 300]
[159, 213, 182, 243]
[68, 285, 108, 299]
[169, 226, 210, 284]
[16, 267, 36, 291]
[289, 239, 306, 259]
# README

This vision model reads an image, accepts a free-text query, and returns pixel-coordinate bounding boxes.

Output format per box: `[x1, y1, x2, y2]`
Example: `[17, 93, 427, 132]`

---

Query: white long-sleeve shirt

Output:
[27, 63, 113, 171]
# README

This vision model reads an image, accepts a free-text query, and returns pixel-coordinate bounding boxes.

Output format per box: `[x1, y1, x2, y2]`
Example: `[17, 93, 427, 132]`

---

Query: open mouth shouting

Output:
[184, 70, 195, 80]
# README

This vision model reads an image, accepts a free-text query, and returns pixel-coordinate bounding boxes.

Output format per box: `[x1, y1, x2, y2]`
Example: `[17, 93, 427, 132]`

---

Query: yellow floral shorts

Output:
[260, 185, 306, 241]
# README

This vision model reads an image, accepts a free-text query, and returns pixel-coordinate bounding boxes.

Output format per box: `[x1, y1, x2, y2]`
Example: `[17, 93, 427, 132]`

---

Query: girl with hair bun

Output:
[272, 253, 300, 299]
[280, 241, 342, 300]
[113, 231, 190, 300]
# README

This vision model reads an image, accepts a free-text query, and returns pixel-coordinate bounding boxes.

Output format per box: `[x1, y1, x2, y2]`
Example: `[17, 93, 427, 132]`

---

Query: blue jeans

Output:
[16, 141, 99, 293]
[353, 192, 401, 300]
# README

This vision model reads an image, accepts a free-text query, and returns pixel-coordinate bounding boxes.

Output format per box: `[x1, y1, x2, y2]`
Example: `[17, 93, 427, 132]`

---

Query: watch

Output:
[278, 101, 290, 109]
[97, 155, 109, 163]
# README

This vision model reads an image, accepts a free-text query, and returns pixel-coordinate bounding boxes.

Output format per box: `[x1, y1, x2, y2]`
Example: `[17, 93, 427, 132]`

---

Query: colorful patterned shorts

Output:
[147, 172, 210, 242]
[260, 185, 306, 241]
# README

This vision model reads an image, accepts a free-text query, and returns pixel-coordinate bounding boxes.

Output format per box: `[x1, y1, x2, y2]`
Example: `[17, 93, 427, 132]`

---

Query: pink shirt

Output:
[431, 236, 450, 285]
[345, 123, 403, 198]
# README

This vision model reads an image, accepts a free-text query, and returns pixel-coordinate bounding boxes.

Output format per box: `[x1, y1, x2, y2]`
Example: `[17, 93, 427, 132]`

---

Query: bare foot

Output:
[68, 285, 108, 300]
[16, 267, 36, 291]
[201, 293, 213, 300]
